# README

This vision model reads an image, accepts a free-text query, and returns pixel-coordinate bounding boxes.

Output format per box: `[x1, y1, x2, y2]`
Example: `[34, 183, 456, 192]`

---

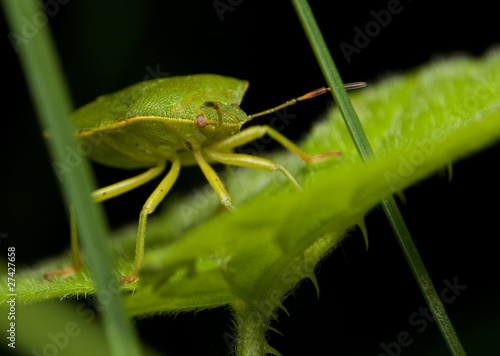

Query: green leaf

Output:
[3, 51, 500, 353]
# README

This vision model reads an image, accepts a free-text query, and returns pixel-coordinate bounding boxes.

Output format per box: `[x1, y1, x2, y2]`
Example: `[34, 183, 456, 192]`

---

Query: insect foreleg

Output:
[204, 149, 302, 191]
[211, 125, 341, 163]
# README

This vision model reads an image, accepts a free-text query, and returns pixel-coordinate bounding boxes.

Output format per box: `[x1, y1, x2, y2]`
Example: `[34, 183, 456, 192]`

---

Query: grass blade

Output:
[1, 0, 142, 354]
[290, 0, 466, 354]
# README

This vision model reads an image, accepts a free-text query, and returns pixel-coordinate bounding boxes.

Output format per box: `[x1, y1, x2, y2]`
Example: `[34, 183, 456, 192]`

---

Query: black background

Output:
[1, 0, 499, 355]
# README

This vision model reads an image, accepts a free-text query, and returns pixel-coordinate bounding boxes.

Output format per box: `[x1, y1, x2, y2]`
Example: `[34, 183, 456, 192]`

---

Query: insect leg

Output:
[212, 125, 341, 163]
[120, 157, 181, 284]
[44, 162, 167, 281]
[204, 149, 301, 191]
[193, 150, 235, 210]
[92, 161, 166, 202]
[43, 205, 81, 280]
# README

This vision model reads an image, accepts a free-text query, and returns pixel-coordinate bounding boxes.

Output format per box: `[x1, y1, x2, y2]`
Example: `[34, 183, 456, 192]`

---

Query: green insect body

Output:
[44, 74, 365, 284]
[75, 75, 248, 169]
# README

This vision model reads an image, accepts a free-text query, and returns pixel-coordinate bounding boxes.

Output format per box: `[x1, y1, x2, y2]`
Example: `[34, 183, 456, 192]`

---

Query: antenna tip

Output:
[344, 82, 367, 90]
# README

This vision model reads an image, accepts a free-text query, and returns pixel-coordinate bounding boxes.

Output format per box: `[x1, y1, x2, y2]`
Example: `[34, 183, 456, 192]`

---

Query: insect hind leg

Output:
[43, 205, 81, 280]
[44, 162, 168, 282]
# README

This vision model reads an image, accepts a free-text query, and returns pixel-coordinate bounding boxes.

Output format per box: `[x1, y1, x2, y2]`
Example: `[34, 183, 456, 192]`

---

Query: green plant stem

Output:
[290, 0, 466, 354]
[380, 197, 465, 354]
[1, 0, 142, 355]
[233, 302, 280, 356]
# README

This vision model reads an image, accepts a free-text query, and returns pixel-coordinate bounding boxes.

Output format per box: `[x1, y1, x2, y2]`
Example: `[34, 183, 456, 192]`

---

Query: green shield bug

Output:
[44, 74, 365, 284]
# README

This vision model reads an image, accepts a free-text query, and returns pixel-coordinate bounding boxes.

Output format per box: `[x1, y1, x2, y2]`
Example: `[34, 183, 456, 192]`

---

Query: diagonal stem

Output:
[290, 1, 466, 354]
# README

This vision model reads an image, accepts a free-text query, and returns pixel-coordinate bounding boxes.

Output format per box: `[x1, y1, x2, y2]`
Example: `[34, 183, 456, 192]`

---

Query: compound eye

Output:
[196, 115, 206, 128]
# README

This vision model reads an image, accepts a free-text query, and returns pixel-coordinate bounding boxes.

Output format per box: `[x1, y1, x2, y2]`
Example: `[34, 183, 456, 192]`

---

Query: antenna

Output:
[247, 82, 366, 121]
